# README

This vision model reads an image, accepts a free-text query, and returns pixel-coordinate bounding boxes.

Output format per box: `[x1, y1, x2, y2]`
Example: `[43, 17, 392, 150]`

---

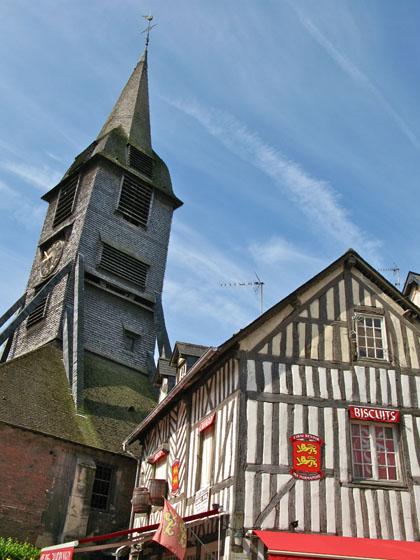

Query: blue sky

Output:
[1, 0, 420, 348]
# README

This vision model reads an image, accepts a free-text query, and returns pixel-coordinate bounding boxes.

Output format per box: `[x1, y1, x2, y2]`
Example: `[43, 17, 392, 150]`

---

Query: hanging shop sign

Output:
[349, 406, 399, 423]
[198, 412, 216, 433]
[152, 449, 167, 464]
[290, 433, 324, 481]
[194, 485, 210, 514]
[40, 544, 75, 560]
[171, 459, 180, 495]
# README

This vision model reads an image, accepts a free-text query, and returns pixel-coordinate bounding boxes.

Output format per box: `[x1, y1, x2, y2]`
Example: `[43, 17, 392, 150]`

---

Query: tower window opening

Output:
[124, 330, 139, 353]
[127, 145, 154, 178]
[117, 174, 152, 228]
[99, 243, 149, 289]
[26, 288, 49, 329]
[53, 175, 79, 228]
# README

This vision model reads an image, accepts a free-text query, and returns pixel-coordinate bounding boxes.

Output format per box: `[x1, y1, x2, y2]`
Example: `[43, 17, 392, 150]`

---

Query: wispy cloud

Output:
[1, 161, 61, 191]
[250, 236, 323, 266]
[166, 97, 381, 263]
[164, 222, 262, 343]
[0, 180, 44, 230]
[45, 151, 65, 163]
[289, 3, 420, 152]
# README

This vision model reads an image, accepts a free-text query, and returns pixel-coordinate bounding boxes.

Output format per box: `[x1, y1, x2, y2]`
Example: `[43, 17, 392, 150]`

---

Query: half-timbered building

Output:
[124, 249, 420, 560]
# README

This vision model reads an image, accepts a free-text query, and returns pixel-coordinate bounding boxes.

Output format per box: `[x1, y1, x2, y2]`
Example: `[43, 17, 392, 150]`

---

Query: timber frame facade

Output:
[124, 249, 420, 559]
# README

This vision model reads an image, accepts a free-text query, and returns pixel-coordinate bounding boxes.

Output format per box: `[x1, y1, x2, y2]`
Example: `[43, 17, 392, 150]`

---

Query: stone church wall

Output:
[0, 422, 136, 547]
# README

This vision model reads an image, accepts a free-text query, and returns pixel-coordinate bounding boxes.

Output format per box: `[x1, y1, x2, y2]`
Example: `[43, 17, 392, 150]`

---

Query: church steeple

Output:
[3, 42, 181, 408]
[97, 49, 152, 154]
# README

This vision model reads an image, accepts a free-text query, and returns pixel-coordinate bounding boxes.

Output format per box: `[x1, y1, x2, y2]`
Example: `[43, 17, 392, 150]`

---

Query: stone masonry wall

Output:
[0, 422, 136, 547]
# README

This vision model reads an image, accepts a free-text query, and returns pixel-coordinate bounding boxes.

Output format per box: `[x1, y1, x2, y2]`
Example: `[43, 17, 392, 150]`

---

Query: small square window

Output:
[123, 330, 139, 352]
[355, 315, 387, 360]
[351, 422, 400, 482]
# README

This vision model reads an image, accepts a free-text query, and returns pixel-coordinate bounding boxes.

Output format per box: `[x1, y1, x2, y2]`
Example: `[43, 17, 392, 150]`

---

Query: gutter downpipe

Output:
[122, 441, 142, 531]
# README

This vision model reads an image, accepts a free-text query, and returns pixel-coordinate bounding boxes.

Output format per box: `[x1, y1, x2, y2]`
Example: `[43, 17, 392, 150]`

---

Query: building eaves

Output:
[158, 358, 176, 378]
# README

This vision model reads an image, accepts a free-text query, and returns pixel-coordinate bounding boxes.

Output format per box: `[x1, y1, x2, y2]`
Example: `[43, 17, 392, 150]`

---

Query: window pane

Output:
[388, 467, 397, 480]
[378, 467, 388, 479]
[377, 453, 386, 466]
[363, 464, 373, 478]
[360, 425, 370, 438]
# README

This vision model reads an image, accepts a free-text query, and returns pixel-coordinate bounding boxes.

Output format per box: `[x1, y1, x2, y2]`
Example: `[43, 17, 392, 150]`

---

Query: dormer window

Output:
[127, 144, 154, 178]
[178, 359, 187, 382]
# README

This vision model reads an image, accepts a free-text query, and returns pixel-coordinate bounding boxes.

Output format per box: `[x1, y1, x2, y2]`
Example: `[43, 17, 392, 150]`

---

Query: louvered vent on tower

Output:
[53, 175, 79, 228]
[99, 244, 149, 290]
[26, 295, 48, 328]
[127, 145, 154, 178]
[117, 174, 152, 228]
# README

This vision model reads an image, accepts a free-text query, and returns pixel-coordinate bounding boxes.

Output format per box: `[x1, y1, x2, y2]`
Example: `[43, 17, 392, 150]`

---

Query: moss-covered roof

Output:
[82, 351, 157, 452]
[0, 343, 157, 454]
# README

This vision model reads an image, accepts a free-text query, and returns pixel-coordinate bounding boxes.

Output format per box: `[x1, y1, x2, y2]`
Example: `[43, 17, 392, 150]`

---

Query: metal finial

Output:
[142, 12, 157, 48]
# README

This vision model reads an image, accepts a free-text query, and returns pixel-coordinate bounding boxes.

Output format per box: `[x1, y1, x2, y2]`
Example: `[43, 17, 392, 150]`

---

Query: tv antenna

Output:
[221, 274, 264, 315]
[378, 264, 400, 290]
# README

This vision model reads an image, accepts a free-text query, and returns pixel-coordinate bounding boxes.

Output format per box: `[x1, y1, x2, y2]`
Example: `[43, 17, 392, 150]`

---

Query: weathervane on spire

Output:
[142, 12, 157, 48]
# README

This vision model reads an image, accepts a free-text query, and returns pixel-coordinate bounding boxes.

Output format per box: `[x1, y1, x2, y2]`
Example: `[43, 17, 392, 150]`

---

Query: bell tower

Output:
[1, 47, 182, 406]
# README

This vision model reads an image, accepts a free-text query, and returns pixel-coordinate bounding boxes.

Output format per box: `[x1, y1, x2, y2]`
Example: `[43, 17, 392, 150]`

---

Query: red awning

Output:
[254, 531, 420, 560]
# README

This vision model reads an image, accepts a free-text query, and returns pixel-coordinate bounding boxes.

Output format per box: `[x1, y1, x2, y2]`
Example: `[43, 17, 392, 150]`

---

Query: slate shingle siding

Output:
[10, 158, 174, 373]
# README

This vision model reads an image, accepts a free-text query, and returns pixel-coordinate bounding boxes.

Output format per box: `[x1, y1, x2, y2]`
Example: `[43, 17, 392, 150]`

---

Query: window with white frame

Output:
[154, 455, 167, 479]
[355, 314, 387, 359]
[196, 425, 214, 490]
[351, 422, 400, 482]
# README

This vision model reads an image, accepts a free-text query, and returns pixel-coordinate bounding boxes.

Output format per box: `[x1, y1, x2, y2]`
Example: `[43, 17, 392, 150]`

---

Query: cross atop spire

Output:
[142, 13, 157, 49]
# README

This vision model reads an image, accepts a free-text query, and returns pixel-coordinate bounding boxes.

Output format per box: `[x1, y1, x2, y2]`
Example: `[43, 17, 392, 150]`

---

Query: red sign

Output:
[40, 546, 74, 560]
[198, 412, 216, 433]
[152, 449, 167, 464]
[172, 459, 180, 495]
[290, 433, 323, 481]
[349, 406, 399, 423]
[152, 499, 187, 560]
